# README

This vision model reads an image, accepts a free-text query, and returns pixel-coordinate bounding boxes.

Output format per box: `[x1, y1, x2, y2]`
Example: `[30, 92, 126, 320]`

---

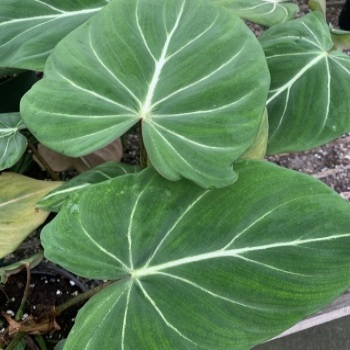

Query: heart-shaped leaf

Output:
[0, 173, 63, 258]
[0, 0, 109, 71]
[214, 0, 298, 27]
[42, 161, 350, 350]
[260, 12, 350, 154]
[37, 162, 139, 212]
[21, 0, 270, 188]
[0, 113, 27, 171]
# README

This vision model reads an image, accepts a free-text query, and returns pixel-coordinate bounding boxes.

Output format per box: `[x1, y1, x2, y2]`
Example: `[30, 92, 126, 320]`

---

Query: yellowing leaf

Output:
[0, 173, 63, 258]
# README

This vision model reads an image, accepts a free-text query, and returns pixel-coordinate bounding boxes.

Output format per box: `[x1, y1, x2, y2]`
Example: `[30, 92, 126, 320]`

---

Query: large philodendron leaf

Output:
[37, 162, 139, 212]
[0, 113, 27, 170]
[260, 12, 350, 154]
[214, 0, 298, 27]
[42, 161, 350, 350]
[21, 0, 270, 189]
[0, 0, 110, 71]
[0, 173, 62, 258]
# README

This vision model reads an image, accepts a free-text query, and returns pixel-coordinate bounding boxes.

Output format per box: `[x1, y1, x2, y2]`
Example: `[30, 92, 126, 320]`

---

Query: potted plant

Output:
[1, 0, 350, 349]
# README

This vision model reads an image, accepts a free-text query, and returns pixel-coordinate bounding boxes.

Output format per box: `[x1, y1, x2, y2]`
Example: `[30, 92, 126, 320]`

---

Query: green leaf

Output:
[37, 162, 139, 212]
[54, 340, 66, 350]
[308, 0, 326, 16]
[0, 252, 43, 284]
[0, 0, 109, 71]
[0, 113, 27, 170]
[330, 25, 350, 51]
[0, 113, 27, 171]
[0, 173, 63, 258]
[260, 12, 350, 154]
[240, 108, 268, 160]
[214, 0, 298, 27]
[42, 161, 350, 350]
[13, 340, 26, 350]
[21, 0, 270, 189]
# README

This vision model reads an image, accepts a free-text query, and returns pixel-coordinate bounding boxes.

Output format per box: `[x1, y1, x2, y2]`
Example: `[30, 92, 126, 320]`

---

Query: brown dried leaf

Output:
[34, 139, 123, 173]
[2, 308, 60, 336]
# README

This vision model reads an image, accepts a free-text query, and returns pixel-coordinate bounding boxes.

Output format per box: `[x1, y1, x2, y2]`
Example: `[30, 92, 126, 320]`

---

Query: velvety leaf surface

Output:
[0, 173, 62, 258]
[37, 162, 139, 212]
[214, 0, 298, 26]
[261, 12, 350, 154]
[42, 161, 350, 350]
[21, 0, 270, 188]
[0, 0, 109, 70]
[0, 113, 27, 170]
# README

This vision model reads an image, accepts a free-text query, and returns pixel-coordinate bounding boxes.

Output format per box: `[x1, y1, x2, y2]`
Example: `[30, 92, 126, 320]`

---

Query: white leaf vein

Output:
[79, 218, 129, 270]
[140, 0, 186, 116]
[150, 121, 234, 150]
[151, 46, 244, 110]
[121, 282, 133, 350]
[144, 190, 210, 268]
[135, 0, 156, 62]
[85, 283, 128, 349]
[152, 272, 264, 310]
[0, 7, 102, 27]
[136, 280, 198, 345]
[128, 187, 149, 269]
[56, 71, 135, 113]
[236, 254, 310, 277]
[267, 53, 326, 104]
[88, 27, 141, 108]
[146, 123, 200, 173]
[134, 233, 350, 277]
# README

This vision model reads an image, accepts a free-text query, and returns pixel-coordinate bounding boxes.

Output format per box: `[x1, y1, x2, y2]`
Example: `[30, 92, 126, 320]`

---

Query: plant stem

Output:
[35, 335, 48, 350]
[55, 280, 116, 316]
[27, 141, 60, 181]
[5, 332, 25, 350]
[138, 121, 148, 169]
[15, 264, 31, 322]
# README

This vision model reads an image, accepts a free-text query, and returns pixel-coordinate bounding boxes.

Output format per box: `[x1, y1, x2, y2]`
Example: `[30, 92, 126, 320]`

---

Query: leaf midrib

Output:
[133, 232, 350, 278]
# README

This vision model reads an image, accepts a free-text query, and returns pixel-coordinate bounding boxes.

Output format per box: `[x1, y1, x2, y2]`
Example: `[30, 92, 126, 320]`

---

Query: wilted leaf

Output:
[0, 252, 43, 284]
[0, 173, 63, 258]
[35, 139, 123, 173]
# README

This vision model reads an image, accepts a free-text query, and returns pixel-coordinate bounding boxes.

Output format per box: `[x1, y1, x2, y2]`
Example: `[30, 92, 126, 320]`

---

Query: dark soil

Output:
[0, 264, 87, 349]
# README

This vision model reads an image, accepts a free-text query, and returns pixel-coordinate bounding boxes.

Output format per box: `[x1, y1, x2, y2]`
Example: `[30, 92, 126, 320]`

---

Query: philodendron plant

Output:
[2, 0, 350, 348]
